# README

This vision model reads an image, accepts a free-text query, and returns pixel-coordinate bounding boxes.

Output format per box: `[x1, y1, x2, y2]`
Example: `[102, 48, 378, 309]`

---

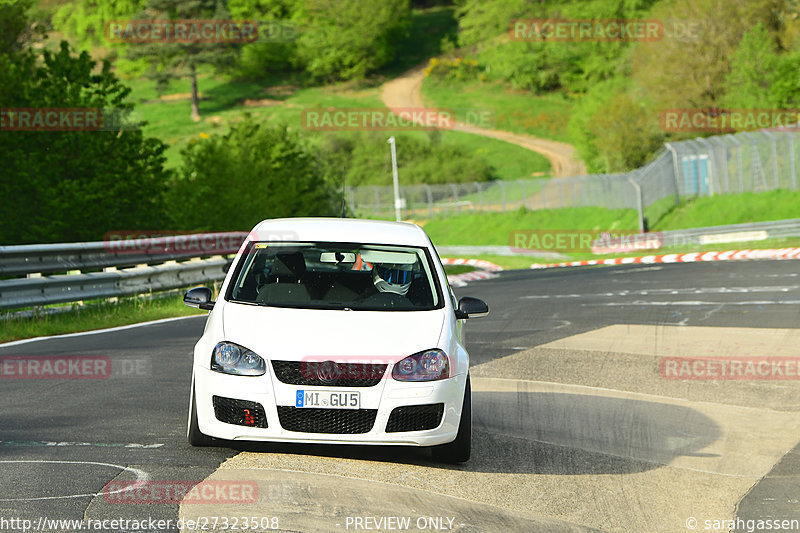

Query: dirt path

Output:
[380, 64, 587, 178]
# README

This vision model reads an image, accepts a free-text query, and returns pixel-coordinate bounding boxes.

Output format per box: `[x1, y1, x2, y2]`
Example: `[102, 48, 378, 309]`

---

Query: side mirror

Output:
[184, 287, 215, 310]
[455, 296, 489, 319]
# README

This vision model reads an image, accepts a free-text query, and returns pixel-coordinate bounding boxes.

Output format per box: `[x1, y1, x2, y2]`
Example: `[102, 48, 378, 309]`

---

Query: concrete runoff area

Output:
[181, 324, 800, 532]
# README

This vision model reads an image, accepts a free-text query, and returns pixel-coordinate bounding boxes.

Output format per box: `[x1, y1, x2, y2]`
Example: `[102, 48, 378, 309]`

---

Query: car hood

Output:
[221, 302, 446, 360]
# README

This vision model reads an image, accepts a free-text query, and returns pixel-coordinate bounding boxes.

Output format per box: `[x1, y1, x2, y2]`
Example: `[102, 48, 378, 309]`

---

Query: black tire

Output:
[432, 374, 471, 464]
[187, 383, 213, 447]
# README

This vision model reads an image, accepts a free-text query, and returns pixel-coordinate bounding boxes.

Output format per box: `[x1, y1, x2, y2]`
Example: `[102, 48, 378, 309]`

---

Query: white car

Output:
[183, 218, 489, 463]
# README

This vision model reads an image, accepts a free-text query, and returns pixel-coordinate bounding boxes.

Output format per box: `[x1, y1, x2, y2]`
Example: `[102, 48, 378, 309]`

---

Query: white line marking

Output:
[583, 300, 800, 306]
[0, 460, 149, 501]
[0, 315, 205, 348]
[0, 440, 163, 448]
[522, 286, 799, 299]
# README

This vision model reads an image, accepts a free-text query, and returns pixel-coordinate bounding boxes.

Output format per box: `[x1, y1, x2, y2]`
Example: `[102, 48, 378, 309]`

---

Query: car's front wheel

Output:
[432, 374, 471, 464]
[187, 382, 213, 447]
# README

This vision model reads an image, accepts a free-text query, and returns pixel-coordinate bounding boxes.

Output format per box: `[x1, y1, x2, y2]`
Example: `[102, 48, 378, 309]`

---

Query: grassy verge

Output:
[444, 236, 800, 272]
[442, 264, 477, 275]
[130, 72, 552, 180]
[0, 293, 207, 343]
[421, 77, 574, 143]
[128, 72, 386, 169]
[421, 189, 800, 246]
[656, 190, 800, 230]
[441, 254, 540, 271]
[423, 207, 639, 246]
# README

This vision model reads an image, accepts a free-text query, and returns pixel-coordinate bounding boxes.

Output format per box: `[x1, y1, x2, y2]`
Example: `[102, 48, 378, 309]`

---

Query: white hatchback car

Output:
[183, 218, 489, 463]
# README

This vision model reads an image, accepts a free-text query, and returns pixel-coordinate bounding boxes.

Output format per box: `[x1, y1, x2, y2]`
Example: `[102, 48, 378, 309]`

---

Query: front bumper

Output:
[193, 364, 467, 446]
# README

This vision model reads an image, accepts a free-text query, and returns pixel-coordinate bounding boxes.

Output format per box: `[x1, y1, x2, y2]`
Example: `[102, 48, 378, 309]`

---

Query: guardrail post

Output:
[499, 181, 506, 212]
[474, 182, 482, 212]
[518, 179, 526, 209]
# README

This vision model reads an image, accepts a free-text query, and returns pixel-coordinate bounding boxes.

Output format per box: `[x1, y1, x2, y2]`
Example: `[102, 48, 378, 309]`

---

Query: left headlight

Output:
[392, 349, 450, 382]
[211, 342, 266, 376]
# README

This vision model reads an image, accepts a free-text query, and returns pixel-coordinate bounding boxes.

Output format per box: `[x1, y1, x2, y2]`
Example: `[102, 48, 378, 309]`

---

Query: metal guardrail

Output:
[0, 232, 247, 311]
[0, 232, 246, 276]
[0, 258, 229, 310]
[2, 219, 800, 311]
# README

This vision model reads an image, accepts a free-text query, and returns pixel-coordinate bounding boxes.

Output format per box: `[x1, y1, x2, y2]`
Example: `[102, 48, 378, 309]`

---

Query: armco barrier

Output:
[3, 219, 800, 310]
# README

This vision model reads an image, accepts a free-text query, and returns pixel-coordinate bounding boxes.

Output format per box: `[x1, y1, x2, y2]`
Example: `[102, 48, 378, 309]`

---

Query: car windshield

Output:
[226, 242, 441, 311]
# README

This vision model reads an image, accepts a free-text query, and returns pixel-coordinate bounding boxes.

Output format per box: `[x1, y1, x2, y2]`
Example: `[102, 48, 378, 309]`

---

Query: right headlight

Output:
[211, 342, 266, 376]
[392, 349, 450, 382]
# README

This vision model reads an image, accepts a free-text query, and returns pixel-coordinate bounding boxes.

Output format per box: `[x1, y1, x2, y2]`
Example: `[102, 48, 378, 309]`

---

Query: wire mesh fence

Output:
[345, 130, 800, 222]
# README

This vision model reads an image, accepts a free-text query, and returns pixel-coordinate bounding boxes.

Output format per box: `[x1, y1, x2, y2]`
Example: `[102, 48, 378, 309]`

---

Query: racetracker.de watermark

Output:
[103, 231, 248, 255]
[103, 480, 258, 504]
[0, 356, 151, 379]
[660, 109, 800, 133]
[661, 357, 800, 380]
[509, 18, 664, 42]
[106, 19, 261, 43]
[0, 108, 143, 132]
[509, 229, 666, 254]
[300, 108, 493, 131]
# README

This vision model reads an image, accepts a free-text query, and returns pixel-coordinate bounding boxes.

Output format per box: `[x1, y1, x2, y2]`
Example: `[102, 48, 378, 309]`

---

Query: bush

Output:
[313, 132, 495, 186]
[424, 57, 485, 82]
[169, 118, 338, 232]
[293, 0, 411, 82]
[0, 41, 170, 244]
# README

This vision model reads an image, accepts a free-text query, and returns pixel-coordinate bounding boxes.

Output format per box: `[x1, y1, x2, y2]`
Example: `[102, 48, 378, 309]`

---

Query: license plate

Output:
[295, 390, 360, 409]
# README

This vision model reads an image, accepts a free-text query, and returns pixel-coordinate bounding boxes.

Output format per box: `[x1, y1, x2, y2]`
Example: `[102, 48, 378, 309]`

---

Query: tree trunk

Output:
[190, 63, 201, 122]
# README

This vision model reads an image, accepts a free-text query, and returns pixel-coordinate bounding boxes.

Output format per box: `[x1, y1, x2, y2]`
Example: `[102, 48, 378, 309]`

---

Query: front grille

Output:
[212, 396, 268, 428]
[271, 360, 387, 387]
[277, 406, 377, 434]
[386, 403, 444, 433]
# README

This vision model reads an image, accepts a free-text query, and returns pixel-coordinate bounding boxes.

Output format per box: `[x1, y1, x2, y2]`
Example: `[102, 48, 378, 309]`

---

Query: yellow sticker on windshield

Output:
[254, 243, 269, 249]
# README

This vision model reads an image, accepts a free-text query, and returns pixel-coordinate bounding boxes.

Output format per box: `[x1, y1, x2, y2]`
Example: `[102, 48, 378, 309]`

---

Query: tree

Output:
[126, 0, 244, 121]
[227, 0, 297, 78]
[724, 23, 800, 109]
[52, 0, 144, 49]
[292, 0, 411, 82]
[0, 43, 170, 244]
[633, 0, 784, 110]
[585, 90, 664, 172]
[169, 118, 338, 231]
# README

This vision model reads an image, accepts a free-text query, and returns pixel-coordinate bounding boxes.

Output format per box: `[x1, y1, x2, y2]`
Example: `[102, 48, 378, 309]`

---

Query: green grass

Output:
[443, 236, 800, 272]
[423, 207, 639, 246]
[442, 264, 477, 275]
[129, 69, 550, 182]
[441, 254, 539, 271]
[129, 71, 385, 169]
[377, 129, 551, 181]
[0, 294, 206, 343]
[439, 131, 551, 179]
[421, 189, 800, 248]
[421, 77, 574, 143]
[656, 190, 800, 230]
